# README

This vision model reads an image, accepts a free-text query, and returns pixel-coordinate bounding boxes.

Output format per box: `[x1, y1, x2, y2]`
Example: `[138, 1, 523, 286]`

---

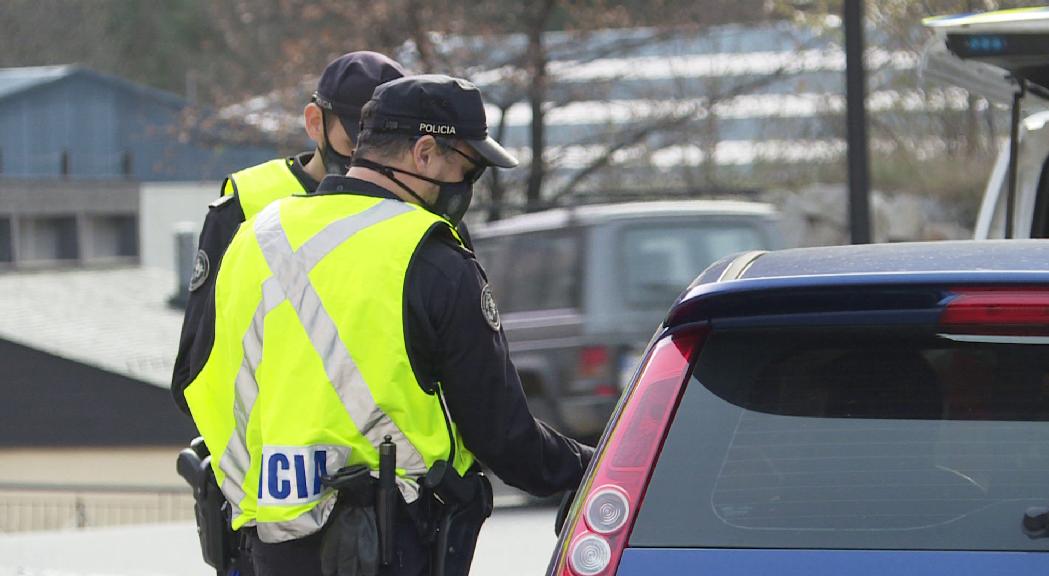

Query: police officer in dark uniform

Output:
[180, 74, 594, 576]
[171, 51, 406, 408]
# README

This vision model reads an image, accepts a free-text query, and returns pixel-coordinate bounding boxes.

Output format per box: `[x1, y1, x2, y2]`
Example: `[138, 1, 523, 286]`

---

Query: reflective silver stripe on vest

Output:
[257, 493, 337, 543]
[218, 283, 271, 525]
[252, 199, 429, 478]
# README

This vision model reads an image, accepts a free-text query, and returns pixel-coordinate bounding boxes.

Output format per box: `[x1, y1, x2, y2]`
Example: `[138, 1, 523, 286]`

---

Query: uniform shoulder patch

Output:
[189, 249, 210, 292]
[480, 284, 501, 331]
[209, 194, 235, 209]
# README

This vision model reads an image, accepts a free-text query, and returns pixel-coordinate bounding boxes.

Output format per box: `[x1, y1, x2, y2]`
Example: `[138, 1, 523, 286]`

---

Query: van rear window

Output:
[631, 327, 1049, 551]
[498, 231, 580, 313]
[620, 223, 766, 308]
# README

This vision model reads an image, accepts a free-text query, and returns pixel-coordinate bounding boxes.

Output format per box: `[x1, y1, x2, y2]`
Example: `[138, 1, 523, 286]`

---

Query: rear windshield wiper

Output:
[1023, 506, 1049, 539]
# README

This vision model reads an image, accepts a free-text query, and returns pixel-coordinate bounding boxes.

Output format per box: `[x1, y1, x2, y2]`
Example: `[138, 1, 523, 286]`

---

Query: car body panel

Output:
[547, 239, 1049, 576]
[668, 240, 1049, 328]
[617, 548, 1049, 576]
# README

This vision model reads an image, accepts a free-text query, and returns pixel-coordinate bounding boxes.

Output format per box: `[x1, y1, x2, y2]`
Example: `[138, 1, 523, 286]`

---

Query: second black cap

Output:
[313, 51, 406, 141]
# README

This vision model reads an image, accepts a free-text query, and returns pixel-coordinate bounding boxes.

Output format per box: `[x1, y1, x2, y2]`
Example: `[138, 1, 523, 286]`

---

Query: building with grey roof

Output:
[0, 65, 278, 270]
[0, 65, 276, 182]
[0, 266, 192, 450]
[0, 265, 193, 533]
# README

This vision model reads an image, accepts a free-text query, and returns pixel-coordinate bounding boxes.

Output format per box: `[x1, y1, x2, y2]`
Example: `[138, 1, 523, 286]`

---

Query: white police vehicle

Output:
[923, 7, 1049, 239]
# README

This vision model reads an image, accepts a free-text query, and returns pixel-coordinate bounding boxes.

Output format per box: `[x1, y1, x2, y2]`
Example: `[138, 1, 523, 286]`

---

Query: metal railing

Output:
[0, 483, 195, 533]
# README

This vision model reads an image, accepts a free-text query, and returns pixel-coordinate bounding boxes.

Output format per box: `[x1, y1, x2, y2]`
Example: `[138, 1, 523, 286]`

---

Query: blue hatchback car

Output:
[548, 240, 1049, 576]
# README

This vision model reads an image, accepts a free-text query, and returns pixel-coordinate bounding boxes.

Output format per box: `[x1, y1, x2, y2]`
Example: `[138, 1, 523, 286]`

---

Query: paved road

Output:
[0, 502, 561, 576]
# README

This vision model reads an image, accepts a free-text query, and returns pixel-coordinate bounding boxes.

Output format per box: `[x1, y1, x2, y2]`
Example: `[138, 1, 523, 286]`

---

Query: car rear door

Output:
[628, 284, 1049, 574]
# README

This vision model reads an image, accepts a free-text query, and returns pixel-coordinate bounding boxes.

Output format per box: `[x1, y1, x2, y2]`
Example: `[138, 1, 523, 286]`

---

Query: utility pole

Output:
[844, 0, 871, 244]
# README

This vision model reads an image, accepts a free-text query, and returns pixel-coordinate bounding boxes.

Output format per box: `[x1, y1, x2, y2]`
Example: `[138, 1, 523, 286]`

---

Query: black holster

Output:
[176, 437, 242, 576]
[419, 462, 494, 576]
[320, 465, 381, 576]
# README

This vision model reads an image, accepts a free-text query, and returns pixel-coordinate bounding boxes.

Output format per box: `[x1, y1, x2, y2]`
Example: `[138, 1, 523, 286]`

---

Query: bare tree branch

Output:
[548, 63, 802, 201]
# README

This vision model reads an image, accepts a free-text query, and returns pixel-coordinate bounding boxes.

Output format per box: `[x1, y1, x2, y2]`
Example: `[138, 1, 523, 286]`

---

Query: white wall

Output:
[0, 448, 194, 532]
[139, 182, 220, 273]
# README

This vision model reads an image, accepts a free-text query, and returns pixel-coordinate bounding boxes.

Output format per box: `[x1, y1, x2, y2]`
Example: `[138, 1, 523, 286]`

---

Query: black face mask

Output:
[318, 110, 354, 175]
[353, 156, 482, 225]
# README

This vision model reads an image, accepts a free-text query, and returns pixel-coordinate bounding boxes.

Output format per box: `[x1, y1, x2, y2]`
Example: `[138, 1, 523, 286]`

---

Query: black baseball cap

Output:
[312, 51, 406, 141]
[361, 74, 518, 169]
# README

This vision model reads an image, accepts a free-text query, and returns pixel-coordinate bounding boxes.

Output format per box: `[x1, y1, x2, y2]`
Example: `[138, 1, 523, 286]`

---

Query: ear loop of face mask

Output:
[351, 156, 434, 206]
[352, 138, 483, 224]
[351, 153, 474, 225]
[318, 109, 354, 175]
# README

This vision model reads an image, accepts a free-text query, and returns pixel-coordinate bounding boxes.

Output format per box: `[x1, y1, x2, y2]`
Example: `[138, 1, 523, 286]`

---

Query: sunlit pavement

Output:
[0, 502, 559, 576]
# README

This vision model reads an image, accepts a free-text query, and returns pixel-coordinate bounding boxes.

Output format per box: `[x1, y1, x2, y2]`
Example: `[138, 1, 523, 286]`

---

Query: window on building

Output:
[19, 216, 78, 262]
[0, 217, 11, 263]
[85, 215, 138, 260]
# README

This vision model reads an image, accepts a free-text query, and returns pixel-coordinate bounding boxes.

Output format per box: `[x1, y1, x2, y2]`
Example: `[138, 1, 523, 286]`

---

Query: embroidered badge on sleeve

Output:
[481, 284, 501, 331]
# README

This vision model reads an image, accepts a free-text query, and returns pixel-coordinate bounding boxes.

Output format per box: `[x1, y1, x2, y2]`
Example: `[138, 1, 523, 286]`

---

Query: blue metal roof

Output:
[0, 64, 184, 106]
[0, 65, 74, 100]
[0, 64, 277, 181]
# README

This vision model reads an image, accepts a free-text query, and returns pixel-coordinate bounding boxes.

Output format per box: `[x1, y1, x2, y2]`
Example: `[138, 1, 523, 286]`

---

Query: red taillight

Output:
[941, 287, 1049, 335]
[578, 346, 611, 378]
[554, 328, 705, 576]
[575, 346, 616, 397]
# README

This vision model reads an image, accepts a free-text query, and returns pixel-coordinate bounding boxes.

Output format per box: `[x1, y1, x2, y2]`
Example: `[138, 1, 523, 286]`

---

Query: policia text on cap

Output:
[180, 74, 595, 576]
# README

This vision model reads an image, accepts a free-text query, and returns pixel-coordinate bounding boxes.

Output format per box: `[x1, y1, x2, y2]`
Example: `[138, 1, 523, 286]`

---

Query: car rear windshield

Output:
[631, 326, 1049, 551]
[620, 222, 767, 309]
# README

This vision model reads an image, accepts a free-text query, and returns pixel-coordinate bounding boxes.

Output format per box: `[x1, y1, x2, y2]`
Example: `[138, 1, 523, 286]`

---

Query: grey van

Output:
[471, 200, 782, 442]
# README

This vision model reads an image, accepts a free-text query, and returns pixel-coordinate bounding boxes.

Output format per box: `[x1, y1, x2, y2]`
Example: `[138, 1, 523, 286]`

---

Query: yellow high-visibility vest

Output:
[185, 193, 474, 543]
[223, 159, 308, 220]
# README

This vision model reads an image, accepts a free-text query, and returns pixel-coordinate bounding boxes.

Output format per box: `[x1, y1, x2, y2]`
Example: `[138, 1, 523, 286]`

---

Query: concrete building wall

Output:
[139, 181, 218, 274]
[0, 448, 187, 489]
[0, 448, 194, 532]
[0, 179, 138, 267]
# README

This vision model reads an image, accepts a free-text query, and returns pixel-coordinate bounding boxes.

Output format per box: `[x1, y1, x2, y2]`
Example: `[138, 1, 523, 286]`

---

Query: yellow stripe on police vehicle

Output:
[185, 193, 474, 543]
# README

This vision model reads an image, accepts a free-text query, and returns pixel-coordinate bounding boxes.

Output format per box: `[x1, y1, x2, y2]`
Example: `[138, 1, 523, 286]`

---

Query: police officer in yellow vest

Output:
[171, 51, 406, 405]
[182, 74, 594, 576]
